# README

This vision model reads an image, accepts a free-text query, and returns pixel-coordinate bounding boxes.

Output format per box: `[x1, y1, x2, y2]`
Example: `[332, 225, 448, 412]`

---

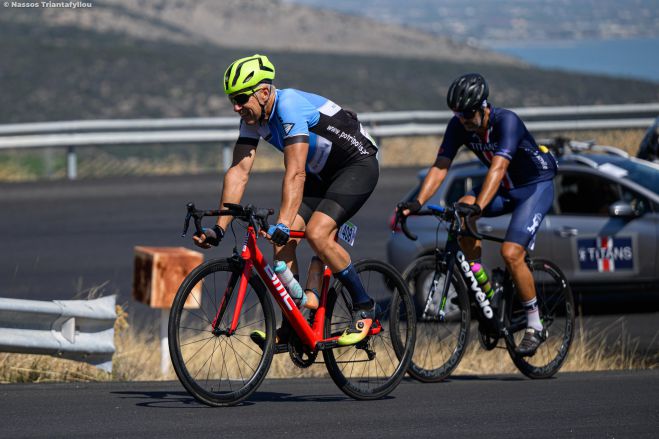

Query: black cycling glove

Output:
[267, 223, 290, 246]
[455, 202, 482, 218]
[399, 199, 422, 215]
[201, 224, 225, 246]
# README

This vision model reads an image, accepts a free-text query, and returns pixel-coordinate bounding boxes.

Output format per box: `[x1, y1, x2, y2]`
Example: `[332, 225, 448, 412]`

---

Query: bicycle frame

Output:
[211, 225, 380, 351]
[412, 207, 524, 335]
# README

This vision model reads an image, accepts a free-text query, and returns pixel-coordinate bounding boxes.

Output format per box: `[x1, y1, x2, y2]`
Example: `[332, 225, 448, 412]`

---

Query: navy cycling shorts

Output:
[468, 180, 554, 250]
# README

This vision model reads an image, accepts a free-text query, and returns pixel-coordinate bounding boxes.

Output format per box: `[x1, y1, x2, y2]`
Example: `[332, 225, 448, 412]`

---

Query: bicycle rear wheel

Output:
[505, 258, 575, 379]
[323, 259, 416, 400]
[402, 255, 471, 382]
[168, 258, 275, 406]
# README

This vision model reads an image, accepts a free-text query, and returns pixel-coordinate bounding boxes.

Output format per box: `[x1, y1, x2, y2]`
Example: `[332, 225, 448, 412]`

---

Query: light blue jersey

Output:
[237, 89, 377, 175]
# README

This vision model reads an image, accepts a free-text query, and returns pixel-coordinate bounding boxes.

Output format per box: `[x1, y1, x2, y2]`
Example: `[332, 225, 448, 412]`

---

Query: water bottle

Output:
[469, 261, 496, 320]
[274, 260, 307, 308]
[470, 262, 495, 299]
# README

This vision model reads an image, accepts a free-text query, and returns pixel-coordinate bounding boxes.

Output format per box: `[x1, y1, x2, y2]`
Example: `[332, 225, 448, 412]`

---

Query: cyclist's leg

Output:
[500, 180, 554, 355]
[305, 157, 379, 345]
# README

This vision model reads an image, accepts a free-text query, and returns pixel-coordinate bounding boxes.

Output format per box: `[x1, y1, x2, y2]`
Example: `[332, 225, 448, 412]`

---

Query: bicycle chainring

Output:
[288, 333, 317, 368]
[477, 327, 500, 351]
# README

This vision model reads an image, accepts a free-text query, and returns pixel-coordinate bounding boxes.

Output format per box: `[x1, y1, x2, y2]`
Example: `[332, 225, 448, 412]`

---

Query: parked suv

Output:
[387, 139, 659, 299]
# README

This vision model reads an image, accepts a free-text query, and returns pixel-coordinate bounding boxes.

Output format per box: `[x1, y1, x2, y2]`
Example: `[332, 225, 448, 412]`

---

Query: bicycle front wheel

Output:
[323, 259, 416, 400]
[505, 258, 575, 379]
[168, 258, 275, 406]
[402, 254, 471, 382]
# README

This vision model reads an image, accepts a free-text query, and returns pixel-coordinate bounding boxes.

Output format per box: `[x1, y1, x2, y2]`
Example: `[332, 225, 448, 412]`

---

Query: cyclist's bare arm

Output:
[277, 141, 308, 227]
[216, 143, 258, 230]
[474, 155, 510, 210]
[413, 156, 451, 208]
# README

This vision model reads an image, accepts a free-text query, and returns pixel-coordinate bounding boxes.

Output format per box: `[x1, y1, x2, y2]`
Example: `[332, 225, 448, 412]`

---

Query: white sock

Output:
[522, 297, 543, 331]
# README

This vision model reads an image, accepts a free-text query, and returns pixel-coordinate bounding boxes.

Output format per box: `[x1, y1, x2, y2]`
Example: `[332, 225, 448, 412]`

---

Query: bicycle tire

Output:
[505, 258, 575, 379]
[168, 258, 275, 406]
[402, 254, 471, 382]
[323, 259, 416, 400]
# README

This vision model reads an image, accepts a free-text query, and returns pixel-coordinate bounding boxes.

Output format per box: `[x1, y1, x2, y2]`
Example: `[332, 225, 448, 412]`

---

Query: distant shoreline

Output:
[484, 37, 659, 82]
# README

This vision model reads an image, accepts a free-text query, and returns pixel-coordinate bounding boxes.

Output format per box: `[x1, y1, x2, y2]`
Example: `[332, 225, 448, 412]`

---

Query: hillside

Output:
[3, 0, 515, 63]
[1, 1, 658, 123]
[289, 0, 659, 42]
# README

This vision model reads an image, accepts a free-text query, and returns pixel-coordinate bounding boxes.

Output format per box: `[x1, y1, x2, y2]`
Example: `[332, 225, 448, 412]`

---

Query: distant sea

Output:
[487, 37, 659, 83]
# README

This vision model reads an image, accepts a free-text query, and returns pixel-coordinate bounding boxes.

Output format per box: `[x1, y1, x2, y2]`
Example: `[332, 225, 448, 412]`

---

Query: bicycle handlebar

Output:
[182, 202, 274, 237]
[395, 203, 501, 243]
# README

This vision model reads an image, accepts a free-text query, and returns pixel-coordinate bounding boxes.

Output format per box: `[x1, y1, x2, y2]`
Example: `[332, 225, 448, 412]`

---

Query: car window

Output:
[556, 172, 621, 216]
[619, 185, 652, 215]
[445, 174, 485, 205]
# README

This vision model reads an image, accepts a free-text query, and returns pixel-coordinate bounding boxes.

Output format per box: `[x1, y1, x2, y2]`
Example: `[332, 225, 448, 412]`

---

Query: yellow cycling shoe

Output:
[337, 301, 376, 346]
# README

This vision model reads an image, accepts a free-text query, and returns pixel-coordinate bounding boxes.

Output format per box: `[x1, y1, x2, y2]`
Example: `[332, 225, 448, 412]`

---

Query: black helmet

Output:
[446, 73, 489, 112]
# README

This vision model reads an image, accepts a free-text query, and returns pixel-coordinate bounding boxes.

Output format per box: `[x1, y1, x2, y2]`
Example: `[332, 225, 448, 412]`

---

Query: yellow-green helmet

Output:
[223, 54, 275, 95]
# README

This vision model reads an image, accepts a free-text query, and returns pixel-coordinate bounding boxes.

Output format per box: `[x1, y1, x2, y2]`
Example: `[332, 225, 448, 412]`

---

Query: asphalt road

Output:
[1, 168, 658, 351]
[1, 372, 657, 438]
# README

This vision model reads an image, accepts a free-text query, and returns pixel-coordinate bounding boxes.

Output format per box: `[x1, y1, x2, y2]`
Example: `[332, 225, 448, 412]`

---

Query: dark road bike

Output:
[168, 203, 415, 406]
[397, 203, 574, 382]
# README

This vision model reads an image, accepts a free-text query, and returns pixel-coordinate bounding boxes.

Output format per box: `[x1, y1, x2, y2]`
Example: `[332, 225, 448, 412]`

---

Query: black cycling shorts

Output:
[298, 156, 379, 226]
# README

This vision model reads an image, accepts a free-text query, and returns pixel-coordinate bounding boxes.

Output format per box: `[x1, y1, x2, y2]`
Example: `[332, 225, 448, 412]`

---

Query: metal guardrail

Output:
[0, 103, 657, 179]
[0, 295, 116, 372]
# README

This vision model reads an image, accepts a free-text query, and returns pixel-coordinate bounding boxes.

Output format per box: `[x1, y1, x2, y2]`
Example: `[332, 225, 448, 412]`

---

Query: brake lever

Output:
[182, 202, 196, 237]
[182, 202, 205, 237]
[182, 212, 192, 237]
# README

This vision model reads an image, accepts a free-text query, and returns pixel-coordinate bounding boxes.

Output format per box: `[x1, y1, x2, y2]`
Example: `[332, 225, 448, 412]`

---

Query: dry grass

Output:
[1, 304, 656, 383]
[452, 316, 659, 376]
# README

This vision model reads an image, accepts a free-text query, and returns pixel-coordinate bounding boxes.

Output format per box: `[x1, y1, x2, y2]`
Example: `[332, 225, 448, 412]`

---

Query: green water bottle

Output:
[470, 262, 495, 299]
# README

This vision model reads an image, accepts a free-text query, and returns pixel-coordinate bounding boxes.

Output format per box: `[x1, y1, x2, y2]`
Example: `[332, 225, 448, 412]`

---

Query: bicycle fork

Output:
[211, 255, 247, 335]
[421, 246, 457, 322]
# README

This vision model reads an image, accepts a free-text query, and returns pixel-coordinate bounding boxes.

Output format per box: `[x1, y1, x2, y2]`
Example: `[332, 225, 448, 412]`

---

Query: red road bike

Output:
[168, 203, 416, 406]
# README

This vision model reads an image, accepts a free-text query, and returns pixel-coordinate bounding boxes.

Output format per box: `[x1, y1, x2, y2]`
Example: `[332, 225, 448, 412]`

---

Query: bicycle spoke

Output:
[205, 338, 219, 386]
[181, 309, 212, 326]
[180, 334, 215, 348]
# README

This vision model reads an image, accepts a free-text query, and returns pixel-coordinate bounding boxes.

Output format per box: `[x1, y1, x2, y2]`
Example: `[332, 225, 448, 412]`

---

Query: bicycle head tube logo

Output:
[456, 251, 494, 319]
[265, 265, 295, 311]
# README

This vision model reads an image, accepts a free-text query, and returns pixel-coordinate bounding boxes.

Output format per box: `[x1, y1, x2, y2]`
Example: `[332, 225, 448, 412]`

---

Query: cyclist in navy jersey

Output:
[194, 54, 379, 347]
[400, 73, 558, 356]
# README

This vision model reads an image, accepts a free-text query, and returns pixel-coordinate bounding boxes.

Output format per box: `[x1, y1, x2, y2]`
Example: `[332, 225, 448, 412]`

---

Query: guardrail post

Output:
[160, 308, 169, 375]
[67, 146, 77, 180]
[222, 143, 232, 172]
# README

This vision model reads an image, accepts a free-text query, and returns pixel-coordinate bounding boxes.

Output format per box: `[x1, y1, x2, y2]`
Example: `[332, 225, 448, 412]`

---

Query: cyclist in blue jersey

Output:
[193, 54, 379, 347]
[399, 73, 558, 356]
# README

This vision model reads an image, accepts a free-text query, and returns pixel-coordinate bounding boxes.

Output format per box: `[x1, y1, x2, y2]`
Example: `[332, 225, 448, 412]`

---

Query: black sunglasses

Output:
[229, 88, 262, 107]
[229, 87, 261, 106]
[453, 108, 478, 119]
[229, 92, 252, 106]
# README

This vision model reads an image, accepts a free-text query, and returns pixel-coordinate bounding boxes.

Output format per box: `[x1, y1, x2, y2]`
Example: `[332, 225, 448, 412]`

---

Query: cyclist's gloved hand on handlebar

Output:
[455, 202, 482, 218]
[398, 199, 422, 216]
[194, 224, 224, 249]
[267, 223, 290, 246]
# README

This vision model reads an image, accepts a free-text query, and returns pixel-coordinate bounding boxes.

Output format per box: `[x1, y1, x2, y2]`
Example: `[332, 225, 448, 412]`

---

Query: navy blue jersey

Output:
[236, 89, 378, 176]
[438, 105, 557, 188]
